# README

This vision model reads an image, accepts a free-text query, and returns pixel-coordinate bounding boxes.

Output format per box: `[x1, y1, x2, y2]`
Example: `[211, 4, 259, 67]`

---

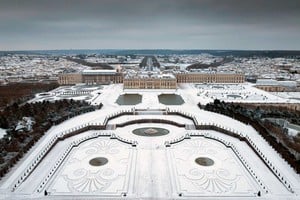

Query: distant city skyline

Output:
[0, 0, 300, 51]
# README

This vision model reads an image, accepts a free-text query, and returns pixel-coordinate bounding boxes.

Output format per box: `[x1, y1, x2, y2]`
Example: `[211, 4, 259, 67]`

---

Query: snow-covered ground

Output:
[29, 84, 104, 103]
[30, 83, 300, 106]
[0, 83, 299, 199]
[271, 92, 300, 100]
[194, 83, 300, 105]
[0, 128, 6, 139]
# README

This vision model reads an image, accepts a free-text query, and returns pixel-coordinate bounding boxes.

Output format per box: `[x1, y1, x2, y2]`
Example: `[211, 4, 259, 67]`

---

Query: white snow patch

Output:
[0, 128, 7, 139]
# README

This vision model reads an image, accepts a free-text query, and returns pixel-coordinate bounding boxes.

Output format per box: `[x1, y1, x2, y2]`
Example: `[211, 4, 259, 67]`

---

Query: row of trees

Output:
[0, 99, 102, 178]
[201, 99, 300, 173]
[0, 82, 58, 109]
[186, 57, 234, 70]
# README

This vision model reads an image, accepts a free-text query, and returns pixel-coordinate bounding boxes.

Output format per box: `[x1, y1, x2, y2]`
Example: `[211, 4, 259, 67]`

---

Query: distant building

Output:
[255, 79, 297, 92]
[175, 72, 245, 83]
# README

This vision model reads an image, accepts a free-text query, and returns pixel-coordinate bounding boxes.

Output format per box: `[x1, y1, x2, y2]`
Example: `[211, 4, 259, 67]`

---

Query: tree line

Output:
[0, 82, 58, 109]
[201, 99, 300, 173]
[0, 99, 102, 178]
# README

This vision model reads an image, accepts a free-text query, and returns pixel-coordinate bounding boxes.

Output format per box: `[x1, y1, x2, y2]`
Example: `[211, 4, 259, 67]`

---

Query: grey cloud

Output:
[0, 0, 299, 50]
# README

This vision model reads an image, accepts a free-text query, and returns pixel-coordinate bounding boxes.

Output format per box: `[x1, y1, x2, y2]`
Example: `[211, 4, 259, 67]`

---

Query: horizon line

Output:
[1, 48, 300, 52]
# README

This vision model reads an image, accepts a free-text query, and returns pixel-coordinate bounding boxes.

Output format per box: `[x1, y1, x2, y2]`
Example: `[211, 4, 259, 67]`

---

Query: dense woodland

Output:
[0, 99, 102, 178]
[66, 56, 114, 69]
[201, 100, 300, 173]
[186, 57, 234, 70]
[0, 82, 58, 109]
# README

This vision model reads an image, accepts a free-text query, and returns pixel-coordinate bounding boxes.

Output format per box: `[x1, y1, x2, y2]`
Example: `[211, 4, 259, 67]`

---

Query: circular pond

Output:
[89, 157, 108, 166]
[132, 127, 169, 137]
[195, 157, 214, 166]
[39, 93, 51, 96]
[227, 94, 242, 99]
[212, 85, 224, 89]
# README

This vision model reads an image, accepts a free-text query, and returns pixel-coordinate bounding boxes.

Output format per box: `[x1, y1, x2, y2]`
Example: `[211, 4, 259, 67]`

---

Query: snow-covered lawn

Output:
[0, 128, 6, 139]
[193, 83, 300, 104]
[29, 84, 104, 104]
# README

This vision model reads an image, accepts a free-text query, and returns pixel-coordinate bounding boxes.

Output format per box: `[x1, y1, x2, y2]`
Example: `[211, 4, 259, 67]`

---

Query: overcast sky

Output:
[0, 0, 300, 50]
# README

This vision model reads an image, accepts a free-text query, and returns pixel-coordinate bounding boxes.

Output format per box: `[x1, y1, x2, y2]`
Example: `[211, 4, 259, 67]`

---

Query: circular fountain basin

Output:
[132, 127, 169, 137]
[89, 157, 108, 166]
[195, 157, 214, 166]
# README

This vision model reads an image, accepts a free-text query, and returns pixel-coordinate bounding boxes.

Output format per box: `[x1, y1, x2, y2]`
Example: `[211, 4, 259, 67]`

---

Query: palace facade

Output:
[82, 70, 123, 85]
[58, 70, 245, 88]
[123, 74, 177, 89]
[58, 73, 82, 85]
[175, 72, 245, 83]
[58, 70, 123, 85]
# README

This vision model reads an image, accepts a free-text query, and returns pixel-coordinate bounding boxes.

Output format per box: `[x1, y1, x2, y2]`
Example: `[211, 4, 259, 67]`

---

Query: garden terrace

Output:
[0, 100, 99, 179]
[202, 100, 300, 173]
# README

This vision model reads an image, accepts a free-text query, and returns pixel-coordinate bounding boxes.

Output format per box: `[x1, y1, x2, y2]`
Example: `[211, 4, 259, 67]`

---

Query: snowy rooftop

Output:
[125, 72, 176, 79]
[82, 69, 116, 75]
[256, 79, 297, 87]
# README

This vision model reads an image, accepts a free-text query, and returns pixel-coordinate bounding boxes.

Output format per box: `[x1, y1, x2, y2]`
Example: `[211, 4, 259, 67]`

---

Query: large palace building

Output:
[59, 70, 245, 88]
[58, 70, 123, 85]
[175, 72, 245, 83]
[123, 73, 177, 89]
[81, 70, 123, 85]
